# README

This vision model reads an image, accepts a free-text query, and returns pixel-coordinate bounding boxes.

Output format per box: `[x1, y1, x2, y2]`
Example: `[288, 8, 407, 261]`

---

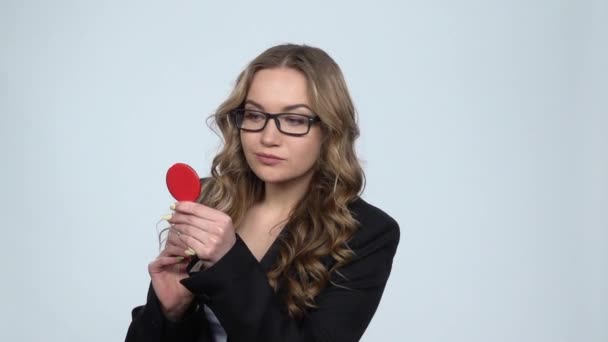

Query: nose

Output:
[260, 117, 282, 146]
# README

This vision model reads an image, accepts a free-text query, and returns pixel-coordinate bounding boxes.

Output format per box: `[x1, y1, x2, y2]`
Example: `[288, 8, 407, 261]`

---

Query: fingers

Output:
[172, 223, 210, 248]
[173, 201, 227, 222]
[178, 231, 222, 262]
[162, 202, 235, 267]
[148, 256, 186, 273]
[161, 244, 189, 258]
[168, 212, 216, 234]
[178, 232, 208, 257]
[167, 226, 188, 249]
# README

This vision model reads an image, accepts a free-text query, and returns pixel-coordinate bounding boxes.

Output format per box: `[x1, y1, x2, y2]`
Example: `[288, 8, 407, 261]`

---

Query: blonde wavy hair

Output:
[198, 43, 365, 318]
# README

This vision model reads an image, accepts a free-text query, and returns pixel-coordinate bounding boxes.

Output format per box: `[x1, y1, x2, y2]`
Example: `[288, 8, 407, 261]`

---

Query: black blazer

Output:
[125, 196, 400, 342]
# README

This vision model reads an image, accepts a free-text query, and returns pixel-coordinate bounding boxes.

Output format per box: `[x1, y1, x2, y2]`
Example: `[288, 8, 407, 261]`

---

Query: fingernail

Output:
[176, 256, 185, 261]
[170, 203, 176, 210]
[185, 248, 196, 256]
[161, 214, 172, 221]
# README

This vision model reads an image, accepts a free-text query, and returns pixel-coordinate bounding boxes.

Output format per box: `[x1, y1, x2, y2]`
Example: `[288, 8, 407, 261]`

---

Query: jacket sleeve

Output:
[179, 217, 400, 342]
[124, 282, 203, 342]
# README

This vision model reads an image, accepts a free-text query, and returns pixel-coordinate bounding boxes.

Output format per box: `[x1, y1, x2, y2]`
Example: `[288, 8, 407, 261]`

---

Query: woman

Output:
[125, 43, 400, 342]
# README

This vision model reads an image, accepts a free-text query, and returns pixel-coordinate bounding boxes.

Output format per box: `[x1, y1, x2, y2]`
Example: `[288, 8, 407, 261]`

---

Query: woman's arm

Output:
[179, 216, 400, 342]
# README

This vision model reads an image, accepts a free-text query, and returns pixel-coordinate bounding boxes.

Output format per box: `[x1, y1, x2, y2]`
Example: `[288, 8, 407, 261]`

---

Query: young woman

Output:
[125, 43, 400, 342]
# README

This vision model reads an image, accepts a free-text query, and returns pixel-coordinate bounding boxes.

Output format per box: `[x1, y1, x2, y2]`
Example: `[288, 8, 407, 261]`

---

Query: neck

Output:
[260, 171, 314, 218]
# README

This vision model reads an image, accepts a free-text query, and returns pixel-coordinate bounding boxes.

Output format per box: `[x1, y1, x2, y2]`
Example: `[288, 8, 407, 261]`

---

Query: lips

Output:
[255, 153, 284, 160]
[255, 153, 284, 166]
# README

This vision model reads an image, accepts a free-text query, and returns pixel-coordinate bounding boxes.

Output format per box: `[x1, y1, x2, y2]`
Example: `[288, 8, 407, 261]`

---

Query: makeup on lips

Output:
[255, 153, 284, 165]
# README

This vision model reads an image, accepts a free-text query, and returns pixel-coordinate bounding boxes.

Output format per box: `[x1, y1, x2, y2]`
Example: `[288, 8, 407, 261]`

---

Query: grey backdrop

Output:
[1, 0, 606, 341]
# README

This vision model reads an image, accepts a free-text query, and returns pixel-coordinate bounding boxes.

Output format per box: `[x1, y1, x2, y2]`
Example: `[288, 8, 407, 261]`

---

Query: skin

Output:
[148, 67, 324, 321]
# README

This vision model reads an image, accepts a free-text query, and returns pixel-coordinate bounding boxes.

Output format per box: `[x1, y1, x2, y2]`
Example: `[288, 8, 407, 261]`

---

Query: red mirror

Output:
[166, 163, 201, 201]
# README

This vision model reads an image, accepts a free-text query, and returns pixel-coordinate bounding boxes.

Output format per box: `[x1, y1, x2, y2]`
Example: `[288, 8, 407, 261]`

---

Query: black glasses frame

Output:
[230, 108, 321, 137]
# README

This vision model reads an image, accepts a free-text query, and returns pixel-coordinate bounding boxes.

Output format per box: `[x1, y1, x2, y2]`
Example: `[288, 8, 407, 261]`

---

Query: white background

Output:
[1, 0, 606, 341]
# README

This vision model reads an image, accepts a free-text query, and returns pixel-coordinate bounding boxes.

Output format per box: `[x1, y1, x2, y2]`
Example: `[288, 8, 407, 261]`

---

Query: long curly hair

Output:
[198, 43, 365, 318]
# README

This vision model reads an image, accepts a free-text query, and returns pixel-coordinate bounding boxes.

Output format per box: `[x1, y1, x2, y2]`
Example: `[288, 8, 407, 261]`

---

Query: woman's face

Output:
[240, 67, 323, 185]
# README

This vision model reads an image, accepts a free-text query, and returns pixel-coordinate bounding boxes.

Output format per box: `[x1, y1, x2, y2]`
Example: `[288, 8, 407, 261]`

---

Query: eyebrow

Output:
[244, 99, 313, 112]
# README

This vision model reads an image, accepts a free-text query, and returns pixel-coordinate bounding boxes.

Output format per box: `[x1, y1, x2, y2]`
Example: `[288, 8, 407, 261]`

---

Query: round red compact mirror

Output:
[166, 163, 201, 201]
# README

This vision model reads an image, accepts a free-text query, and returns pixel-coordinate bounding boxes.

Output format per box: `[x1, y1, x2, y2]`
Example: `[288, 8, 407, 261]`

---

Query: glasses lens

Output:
[233, 109, 262, 130]
[277, 114, 310, 135]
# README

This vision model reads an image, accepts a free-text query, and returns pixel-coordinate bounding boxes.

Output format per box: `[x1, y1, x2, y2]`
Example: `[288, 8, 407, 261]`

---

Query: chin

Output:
[251, 169, 291, 184]
[250, 166, 312, 185]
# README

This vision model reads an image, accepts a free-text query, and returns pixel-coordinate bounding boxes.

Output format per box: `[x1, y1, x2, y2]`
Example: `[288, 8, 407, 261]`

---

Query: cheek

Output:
[291, 138, 322, 169]
[239, 133, 253, 151]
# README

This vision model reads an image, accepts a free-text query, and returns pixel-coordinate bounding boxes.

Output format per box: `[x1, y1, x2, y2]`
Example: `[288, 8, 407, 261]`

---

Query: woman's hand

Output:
[167, 201, 237, 269]
[148, 226, 194, 322]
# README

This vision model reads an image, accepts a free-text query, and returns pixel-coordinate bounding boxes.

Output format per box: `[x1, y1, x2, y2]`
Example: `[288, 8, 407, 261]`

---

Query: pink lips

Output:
[255, 153, 284, 165]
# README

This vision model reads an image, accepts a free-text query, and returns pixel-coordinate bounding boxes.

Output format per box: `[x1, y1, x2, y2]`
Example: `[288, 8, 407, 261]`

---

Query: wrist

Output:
[161, 300, 193, 322]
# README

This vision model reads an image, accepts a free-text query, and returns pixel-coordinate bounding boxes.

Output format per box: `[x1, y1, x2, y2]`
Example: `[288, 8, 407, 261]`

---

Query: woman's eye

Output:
[284, 115, 307, 126]
[244, 111, 264, 121]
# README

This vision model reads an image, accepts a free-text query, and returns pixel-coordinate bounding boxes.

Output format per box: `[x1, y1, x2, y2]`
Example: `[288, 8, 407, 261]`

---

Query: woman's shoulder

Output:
[346, 196, 400, 250]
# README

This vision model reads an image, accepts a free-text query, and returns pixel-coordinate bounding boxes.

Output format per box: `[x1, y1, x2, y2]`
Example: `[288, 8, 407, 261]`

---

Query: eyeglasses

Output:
[230, 108, 321, 137]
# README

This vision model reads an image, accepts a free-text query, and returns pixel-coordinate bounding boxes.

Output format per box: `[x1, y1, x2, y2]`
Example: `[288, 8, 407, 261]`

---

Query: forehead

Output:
[246, 68, 311, 109]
